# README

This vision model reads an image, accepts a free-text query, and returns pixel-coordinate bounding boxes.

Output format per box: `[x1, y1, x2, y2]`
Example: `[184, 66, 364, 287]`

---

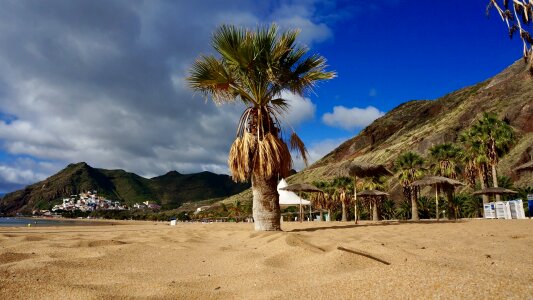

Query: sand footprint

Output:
[0, 252, 33, 265]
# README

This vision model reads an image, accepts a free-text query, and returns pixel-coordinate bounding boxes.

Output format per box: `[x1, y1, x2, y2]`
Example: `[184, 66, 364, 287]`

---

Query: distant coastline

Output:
[0, 217, 120, 227]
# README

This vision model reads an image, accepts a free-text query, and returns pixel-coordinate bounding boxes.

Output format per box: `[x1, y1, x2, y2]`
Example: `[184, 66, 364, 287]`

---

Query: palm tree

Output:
[462, 113, 515, 201]
[428, 143, 462, 219]
[333, 176, 352, 222]
[313, 180, 338, 221]
[229, 201, 245, 222]
[362, 176, 387, 221]
[188, 24, 335, 231]
[311, 181, 327, 221]
[395, 152, 425, 221]
[428, 143, 461, 179]
[459, 131, 491, 205]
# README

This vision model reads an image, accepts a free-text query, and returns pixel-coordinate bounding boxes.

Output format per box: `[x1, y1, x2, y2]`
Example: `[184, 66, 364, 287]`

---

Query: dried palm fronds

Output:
[488, 0, 533, 74]
[289, 132, 309, 167]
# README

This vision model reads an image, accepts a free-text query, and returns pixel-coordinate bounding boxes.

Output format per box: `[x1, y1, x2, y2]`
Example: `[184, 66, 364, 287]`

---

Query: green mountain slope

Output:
[225, 60, 533, 204]
[0, 163, 249, 214]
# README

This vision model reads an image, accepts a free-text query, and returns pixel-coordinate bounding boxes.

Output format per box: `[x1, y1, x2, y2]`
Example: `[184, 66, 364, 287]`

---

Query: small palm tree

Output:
[459, 132, 491, 204]
[362, 176, 387, 221]
[313, 180, 337, 221]
[381, 198, 396, 220]
[333, 176, 353, 222]
[229, 201, 245, 222]
[428, 143, 461, 179]
[395, 152, 425, 221]
[188, 24, 335, 231]
[395, 200, 412, 220]
[517, 186, 533, 201]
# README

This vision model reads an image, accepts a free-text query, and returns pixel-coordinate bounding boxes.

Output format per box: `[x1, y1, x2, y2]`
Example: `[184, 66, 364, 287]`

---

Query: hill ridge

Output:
[223, 59, 533, 204]
[0, 163, 249, 214]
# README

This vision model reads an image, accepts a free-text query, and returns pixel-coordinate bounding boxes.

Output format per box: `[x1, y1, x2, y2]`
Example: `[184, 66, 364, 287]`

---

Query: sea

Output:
[0, 217, 103, 227]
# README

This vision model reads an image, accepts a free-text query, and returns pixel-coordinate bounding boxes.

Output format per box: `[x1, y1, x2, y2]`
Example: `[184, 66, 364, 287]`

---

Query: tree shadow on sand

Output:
[288, 219, 463, 232]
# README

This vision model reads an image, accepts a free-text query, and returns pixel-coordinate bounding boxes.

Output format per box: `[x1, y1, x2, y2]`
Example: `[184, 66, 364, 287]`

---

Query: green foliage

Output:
[428, 143, 461, 178]
[417, 196, 436, 219]
[459, 113, 516, 190]
[395, 200, 412, 220]
[517, 186, 533, 201]
[454, 193, 482, 218]
[395, 151, 425, 203]
[380, 198, 396, 220]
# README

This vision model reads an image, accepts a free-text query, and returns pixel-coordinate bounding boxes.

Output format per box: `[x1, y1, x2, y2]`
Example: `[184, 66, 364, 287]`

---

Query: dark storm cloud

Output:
[0, 0, 337, 186]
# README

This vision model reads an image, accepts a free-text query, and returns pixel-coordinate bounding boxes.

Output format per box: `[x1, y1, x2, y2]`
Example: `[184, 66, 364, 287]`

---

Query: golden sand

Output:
[1, 219, 532, 299]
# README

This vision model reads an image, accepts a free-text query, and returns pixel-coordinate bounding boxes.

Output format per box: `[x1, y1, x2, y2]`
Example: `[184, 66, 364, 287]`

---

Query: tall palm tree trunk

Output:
[446, 188, 455, 220]
[251, 175, 281, 231]
[411, 187, 419, 221]
[341, 202, 347, 222]
[478, 171, 489, 207]
[435, 185, 440, 221]
[372, 199, 379, 221]
[491, 164, 501, 202]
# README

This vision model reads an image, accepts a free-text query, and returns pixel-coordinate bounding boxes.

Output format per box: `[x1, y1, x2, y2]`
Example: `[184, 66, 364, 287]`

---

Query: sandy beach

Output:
[1, 219, 532, 299]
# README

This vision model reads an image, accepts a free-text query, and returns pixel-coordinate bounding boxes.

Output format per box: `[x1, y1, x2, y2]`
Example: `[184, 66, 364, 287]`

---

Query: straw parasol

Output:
[358, 190, 389, 221]
[412, 176, 465, 221]
[279, 183, 323, 193]
[358, 190, 389, 197]
[514, 161, 533, 172]
[335, 161, 393, 224]
[472, 187, 518, 195]
[279, 183, 323, 222]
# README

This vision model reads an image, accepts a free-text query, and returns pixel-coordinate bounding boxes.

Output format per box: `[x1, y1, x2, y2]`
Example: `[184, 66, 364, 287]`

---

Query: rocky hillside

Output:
[225, 60, 533, 204]
[0, 162, 249, 213]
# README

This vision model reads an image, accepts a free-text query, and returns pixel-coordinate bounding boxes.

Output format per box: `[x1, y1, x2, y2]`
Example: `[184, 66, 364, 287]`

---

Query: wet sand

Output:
[1, 219, 532, 299]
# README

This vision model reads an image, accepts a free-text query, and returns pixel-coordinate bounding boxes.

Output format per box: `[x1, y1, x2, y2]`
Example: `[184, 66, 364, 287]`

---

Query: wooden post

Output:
[354, 176, 358, 224]
[435, 184, 439, 221]
[299, 195, 303, 223]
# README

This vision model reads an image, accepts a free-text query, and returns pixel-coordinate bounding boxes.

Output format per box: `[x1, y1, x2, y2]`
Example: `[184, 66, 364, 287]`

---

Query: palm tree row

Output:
[395, 112, 517, 219]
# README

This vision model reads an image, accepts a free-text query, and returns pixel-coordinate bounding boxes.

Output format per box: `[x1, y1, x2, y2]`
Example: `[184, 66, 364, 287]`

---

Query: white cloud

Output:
[292, 138, 346, 171]
[322, 106, 385, 130]
[280, 91, 316, 128]
[0, 158, 63, 192]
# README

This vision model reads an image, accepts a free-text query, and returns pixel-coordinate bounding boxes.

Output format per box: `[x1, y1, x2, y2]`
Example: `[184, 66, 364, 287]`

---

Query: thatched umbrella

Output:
[514, 161, 533, 173]
[412, 176, 465, 220]
[358, 190, 389, 197]
[279, 183, 323, 222]
[358, 190, 389, 221]
[335, 161, 393, 224]
[472, 187, 518, 196]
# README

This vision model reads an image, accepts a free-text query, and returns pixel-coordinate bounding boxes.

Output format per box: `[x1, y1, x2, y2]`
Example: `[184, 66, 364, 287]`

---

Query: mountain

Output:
[225, 60, 533, 204]
[0, 162, 249, 214]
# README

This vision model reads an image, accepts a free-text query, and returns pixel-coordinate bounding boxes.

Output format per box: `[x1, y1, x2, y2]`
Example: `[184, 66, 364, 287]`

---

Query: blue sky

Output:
[0, 0, 525, 193]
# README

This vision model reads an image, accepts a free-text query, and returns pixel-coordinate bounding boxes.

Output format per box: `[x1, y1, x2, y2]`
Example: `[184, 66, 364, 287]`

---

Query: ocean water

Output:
[0, 217, 94, 227]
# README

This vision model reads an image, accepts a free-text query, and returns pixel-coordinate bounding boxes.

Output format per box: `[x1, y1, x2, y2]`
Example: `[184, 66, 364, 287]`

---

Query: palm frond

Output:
[253, 133, 292, 179]
[289, 132, 309, 167]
